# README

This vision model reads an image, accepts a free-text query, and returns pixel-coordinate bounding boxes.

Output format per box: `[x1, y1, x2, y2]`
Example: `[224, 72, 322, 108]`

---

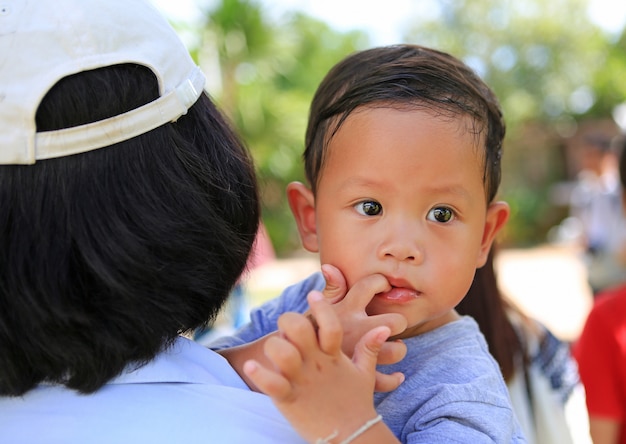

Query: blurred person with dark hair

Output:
[569, 134, 626, 294]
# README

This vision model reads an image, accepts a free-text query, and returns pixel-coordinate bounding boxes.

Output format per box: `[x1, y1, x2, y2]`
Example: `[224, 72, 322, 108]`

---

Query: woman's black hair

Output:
[0, 64, 260, 395]
[617, 136, 626, 190]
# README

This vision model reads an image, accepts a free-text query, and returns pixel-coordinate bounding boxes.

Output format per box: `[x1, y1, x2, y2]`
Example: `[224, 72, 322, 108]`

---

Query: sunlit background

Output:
[151, 0, 626, 255]
[148, 0, 626, 340]
[155, 0, 626, 44]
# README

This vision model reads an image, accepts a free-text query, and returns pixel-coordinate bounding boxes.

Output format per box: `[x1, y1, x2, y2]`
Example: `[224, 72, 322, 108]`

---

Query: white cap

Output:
[0, 0, 206, 165]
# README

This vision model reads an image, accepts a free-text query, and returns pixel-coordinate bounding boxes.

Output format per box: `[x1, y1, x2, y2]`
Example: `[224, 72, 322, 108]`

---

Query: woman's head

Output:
[0, 63, 259, 396]
[304, 44, 505, 202]
[0, 0, 259, 396]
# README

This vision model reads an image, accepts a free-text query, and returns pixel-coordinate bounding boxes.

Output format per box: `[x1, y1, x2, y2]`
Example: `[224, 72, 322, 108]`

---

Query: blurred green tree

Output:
[194, 0, 368, 254]
[402, 0, 624, 245]
[588, 28, 626, 119]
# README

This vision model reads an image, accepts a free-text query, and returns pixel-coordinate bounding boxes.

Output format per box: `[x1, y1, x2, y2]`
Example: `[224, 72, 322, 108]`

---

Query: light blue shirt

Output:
[0, 336, 305, 444]
[210, 272, 527, 443]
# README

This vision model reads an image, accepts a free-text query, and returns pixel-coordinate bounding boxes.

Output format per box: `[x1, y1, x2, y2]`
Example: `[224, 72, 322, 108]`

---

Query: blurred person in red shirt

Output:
[574, 135, 626, 444]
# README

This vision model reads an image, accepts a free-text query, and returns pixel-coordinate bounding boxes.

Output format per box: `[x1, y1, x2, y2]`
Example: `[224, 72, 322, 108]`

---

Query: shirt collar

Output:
[109, 336, 250, 390]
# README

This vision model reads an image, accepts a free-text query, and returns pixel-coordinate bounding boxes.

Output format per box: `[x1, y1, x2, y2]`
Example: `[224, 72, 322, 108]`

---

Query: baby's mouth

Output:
[376, 286, 420, 303]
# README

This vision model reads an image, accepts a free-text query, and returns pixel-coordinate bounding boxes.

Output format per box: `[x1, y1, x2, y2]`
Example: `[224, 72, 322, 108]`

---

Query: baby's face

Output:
[312, 106, 504, 334]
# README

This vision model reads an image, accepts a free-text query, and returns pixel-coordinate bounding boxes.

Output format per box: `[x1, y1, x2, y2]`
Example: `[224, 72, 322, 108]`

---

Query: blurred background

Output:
[152, 0, 626, 341]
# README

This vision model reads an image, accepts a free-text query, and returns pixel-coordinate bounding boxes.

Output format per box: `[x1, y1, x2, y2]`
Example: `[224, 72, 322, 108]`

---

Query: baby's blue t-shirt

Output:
[210, 272, 527, 443]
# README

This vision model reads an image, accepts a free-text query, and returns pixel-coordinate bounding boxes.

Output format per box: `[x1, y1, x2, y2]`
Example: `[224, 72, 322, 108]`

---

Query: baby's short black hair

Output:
[304, 44, 505, 202]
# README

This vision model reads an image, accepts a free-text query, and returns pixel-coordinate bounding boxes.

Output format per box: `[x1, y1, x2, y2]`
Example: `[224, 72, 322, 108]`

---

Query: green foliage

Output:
[587, 29, 626, 118]
[403, 0, 625, 245]
[190, 0, 368, 254]
[404, 0, 607, 126]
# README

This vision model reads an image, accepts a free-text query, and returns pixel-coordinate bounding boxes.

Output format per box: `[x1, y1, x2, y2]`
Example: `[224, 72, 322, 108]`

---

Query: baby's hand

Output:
[319, 263, 349, 304]
[243, 291, 402, 444]
[319, 265, 407, 388]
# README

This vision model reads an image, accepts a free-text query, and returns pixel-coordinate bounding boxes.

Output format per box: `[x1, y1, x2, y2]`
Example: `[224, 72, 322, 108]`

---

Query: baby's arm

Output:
[243, 291, 402, 444]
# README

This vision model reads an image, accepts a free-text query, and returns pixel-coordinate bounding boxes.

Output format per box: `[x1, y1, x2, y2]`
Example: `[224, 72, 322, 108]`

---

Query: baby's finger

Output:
[243, 359, 293, 401]
[320, 264, 348, 304]
[265, 327, 306, 379]
[374, 371, 406, 393]
[307, 291, 343, 355]
[276, 311, 319, 356]
[354, 327, 405, 391]
[352, 325, 390, 374]
[366, 312, 408, 338]
[344, 274, 391, 310]
[347, 312, 407, 344]
[376, 339, 407, 366]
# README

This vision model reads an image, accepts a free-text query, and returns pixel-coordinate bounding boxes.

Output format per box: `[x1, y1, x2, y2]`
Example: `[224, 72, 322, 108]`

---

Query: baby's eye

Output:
[427, 206, 455, 223]
[355, 200, 383, 216]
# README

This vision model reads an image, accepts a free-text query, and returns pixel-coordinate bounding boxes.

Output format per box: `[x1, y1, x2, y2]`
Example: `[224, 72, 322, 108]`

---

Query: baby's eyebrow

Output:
[337, 176, 475, 203]
[338, 176, 382, 189]
[422, 184, 473, 201]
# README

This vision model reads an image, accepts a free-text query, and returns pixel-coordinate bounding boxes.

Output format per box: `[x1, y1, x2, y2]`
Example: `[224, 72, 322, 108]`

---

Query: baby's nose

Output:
[379, 226, 424, 264]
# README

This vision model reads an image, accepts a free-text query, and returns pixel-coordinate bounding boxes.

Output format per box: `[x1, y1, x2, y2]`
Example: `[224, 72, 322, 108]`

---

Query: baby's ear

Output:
[286, 182, 319, 253]
[477, 201, 510, 266]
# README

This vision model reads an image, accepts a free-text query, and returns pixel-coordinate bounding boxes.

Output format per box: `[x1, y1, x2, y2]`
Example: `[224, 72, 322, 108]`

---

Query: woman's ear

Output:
[477, 201, 510, 267]
[286, 182, 319, 253]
